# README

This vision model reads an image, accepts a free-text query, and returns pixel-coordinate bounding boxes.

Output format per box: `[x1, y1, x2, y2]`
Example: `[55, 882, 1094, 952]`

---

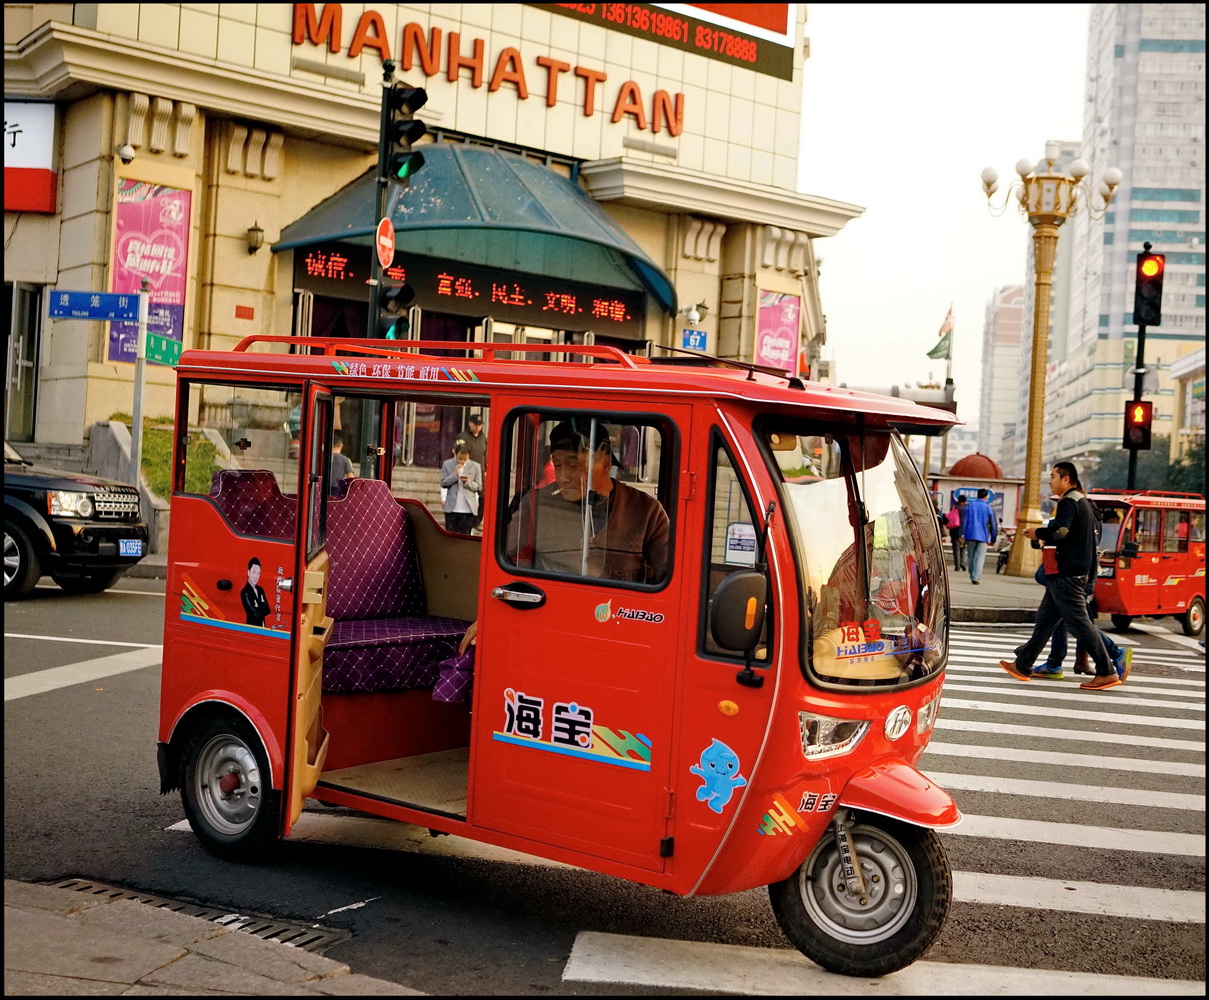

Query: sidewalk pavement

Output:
[128, 551, 1045, 622]
[4, 880, 424, 996]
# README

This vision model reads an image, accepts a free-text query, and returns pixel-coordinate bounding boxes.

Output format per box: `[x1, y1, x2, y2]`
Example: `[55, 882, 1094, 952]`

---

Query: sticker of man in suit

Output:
[242, 557, 271, 627]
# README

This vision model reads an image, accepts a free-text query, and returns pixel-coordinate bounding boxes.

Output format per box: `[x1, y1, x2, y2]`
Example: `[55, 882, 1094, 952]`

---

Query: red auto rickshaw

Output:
[1090, 489, 1206, 636]
[157, 336, 960, 977]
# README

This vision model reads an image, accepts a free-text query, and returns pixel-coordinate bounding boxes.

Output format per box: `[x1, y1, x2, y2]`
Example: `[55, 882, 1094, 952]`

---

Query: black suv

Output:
[4, 441, 150, 598]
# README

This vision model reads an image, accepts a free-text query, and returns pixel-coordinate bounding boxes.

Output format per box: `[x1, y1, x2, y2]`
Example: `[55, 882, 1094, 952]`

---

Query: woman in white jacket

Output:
[440, 443, 482, 534]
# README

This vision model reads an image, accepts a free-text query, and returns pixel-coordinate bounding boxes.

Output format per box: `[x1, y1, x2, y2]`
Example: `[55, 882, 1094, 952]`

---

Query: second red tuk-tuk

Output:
[156, 337, 961, 977]
[1089, 489, 1206, 636]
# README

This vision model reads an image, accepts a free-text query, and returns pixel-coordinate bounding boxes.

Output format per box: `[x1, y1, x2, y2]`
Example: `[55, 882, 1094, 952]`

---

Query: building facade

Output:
[1168, 344, 1205, 461]
[976, 284, 1023, 471]
[1044, 2, 1205, 462]
[4, 3, 862, 448]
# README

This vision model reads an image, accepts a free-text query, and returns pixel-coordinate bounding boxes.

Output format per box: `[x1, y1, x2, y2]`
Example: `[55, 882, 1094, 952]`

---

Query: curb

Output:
[952, 606, 1036, 623]
[125, 561, 167, 580]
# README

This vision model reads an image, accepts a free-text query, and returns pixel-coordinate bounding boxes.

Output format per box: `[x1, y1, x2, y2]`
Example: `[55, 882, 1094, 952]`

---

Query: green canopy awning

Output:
[275, 143, 677, 314]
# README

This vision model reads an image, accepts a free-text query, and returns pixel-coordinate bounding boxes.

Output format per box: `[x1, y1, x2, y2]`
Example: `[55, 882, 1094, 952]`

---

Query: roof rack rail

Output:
[1089, 488, 1205, 499]
[229, 336, 648, 369]
[650, 343, 798, 385]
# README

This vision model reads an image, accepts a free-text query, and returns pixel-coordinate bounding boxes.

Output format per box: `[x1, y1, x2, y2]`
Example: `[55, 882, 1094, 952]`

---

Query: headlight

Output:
[799, 711, 870, 761]
[1097, 565, 1115, 578]
[917, 692, 942, 734]
[48, 491, 95, 518]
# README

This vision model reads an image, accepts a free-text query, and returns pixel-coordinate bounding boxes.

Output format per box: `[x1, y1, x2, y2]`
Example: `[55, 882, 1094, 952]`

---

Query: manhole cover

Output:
[42, 878, 350, 953]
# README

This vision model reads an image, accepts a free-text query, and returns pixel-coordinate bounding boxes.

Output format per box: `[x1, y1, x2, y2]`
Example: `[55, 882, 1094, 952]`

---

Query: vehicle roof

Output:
[1088, 489, 1205, 509]
[176, 337, 959, 430]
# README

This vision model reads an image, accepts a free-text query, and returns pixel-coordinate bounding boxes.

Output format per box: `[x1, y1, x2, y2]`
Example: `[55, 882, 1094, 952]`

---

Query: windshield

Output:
[762, 425, 947, 689]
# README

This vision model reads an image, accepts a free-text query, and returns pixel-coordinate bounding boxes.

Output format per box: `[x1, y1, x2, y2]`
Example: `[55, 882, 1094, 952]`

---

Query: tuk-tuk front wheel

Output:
[1111, 613, 1134, 631]
[1180, 597, 1204, 638]
[181, 715, 279, 861]
[769, 814, 952, 978]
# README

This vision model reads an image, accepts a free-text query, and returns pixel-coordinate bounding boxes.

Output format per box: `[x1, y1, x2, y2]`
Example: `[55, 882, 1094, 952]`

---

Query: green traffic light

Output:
[389, 150, 425, 181]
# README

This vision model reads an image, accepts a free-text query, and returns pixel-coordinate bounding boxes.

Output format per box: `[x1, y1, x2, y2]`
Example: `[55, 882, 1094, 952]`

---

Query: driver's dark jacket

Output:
[1035, 489, 1098, 578]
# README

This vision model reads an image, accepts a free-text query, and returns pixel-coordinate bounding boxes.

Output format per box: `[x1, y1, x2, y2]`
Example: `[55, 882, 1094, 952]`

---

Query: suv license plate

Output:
[120, 539, 144, 557]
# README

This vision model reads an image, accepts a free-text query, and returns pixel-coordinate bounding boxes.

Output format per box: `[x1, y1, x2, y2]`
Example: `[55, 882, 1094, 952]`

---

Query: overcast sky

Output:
[797, 3, 1096, 425]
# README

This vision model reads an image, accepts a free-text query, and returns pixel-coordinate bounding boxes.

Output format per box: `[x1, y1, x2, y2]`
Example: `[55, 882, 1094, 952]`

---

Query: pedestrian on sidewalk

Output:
[962, 489, 998, 584]
[1000, 461, 1122, 690]
[946, 498, 967, 571]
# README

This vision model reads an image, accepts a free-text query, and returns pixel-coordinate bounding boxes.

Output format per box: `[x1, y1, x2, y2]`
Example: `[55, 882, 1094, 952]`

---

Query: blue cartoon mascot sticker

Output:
[690, 738, 747, 814]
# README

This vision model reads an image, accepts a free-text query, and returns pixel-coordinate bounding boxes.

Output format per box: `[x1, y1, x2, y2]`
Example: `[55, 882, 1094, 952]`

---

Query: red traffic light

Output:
[1129, 403, 1147, 423]
[1122, 400, 1153, 450]
[1139, 256, 1163, 278]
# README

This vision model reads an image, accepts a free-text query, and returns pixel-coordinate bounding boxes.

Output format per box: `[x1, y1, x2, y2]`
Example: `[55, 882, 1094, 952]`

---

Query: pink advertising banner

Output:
[108, 180, 190, 364]
[755, 290, 800, 371]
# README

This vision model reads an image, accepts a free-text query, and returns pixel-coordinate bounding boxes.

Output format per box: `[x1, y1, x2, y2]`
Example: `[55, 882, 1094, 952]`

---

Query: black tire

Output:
[52, 570, 125, 594]
[180, 714, 280, 862]
[769, 814, 952, 978]
[1111, 614, 1134, 631]
[1180, 597, 1205, 638]
[3, 522, 42, 600]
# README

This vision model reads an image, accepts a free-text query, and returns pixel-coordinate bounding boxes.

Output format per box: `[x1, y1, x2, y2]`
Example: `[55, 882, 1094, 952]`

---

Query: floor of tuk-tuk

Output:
[317, 747, 469, 817]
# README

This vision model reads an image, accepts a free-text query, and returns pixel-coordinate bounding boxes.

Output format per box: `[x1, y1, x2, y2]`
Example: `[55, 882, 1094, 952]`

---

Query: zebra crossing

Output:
[564, 624, 1206, 994]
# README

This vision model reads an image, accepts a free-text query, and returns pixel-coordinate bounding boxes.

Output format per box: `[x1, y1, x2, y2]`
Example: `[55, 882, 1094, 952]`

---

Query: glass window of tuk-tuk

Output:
[1163, 509, 1192, 553]
[1135, 508, 1162, 552]
[1097, 505, 1126, 552]
[1189, 511, 1206, 543]
[760, 424, 947, 689]
[497, 411, 674, 588]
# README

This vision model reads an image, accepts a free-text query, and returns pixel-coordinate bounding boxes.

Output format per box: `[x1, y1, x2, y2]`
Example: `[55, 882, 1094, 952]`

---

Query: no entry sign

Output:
[376, 217, 395, 270]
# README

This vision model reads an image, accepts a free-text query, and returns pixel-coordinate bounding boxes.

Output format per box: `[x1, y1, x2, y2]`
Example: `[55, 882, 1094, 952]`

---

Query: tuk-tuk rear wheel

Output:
[1180, 597, 1204, 638]
[769, 814, 952, 978]
[1111, 614, 1134, 631]
[181, 714, 279, 862]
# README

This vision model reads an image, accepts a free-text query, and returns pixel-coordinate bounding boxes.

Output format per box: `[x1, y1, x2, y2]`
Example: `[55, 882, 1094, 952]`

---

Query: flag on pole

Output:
[927, 308, 953, 360]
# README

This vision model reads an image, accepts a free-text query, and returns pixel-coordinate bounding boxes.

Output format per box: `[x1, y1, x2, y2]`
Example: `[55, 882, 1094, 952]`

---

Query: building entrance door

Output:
[5, 282, 41, 442]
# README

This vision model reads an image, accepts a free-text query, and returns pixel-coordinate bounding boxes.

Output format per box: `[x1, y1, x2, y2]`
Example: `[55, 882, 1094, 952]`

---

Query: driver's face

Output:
[551, 448, 590, 501]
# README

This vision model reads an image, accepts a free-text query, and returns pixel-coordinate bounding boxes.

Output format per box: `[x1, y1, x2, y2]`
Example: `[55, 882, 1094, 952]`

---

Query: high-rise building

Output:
[1047, 3, 1206, 465]
[978, 285, 1024, 471]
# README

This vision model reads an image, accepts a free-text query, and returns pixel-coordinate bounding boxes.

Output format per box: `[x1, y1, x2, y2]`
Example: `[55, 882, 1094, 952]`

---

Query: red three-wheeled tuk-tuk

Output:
[157, 337, 961, 978]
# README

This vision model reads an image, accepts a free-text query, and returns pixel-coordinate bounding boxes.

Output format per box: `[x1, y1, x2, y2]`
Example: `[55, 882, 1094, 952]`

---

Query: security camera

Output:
[117, 143, 136, 164]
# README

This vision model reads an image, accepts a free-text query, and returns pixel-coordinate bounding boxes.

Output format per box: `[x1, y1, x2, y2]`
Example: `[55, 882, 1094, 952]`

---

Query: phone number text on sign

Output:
[540, 4, 793, 80]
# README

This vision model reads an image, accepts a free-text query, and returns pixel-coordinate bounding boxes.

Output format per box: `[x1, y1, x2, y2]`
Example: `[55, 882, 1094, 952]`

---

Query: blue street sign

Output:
[682, 328, 707, 350]
[47, 290, 140, 322]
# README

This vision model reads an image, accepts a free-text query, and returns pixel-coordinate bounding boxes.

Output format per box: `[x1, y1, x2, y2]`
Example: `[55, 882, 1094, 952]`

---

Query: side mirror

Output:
[1121, 541, 1139, 558]
[710, 571, 767, 653]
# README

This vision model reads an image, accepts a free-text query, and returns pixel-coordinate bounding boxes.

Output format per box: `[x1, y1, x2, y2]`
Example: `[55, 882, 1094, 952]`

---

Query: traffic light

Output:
[382, 84, 427, 186]
[376, 271, 414, 339]
[1132, 249, 1165, 327]
[1122, 400, 1153, 450]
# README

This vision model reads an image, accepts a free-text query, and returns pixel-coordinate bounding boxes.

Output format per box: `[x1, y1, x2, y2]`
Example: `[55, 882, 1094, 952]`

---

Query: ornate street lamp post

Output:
[981, 144, 1121, 576]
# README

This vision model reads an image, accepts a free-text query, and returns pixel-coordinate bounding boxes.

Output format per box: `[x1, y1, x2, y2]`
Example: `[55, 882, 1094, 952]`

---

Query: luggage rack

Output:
[231, 335, 648, 369]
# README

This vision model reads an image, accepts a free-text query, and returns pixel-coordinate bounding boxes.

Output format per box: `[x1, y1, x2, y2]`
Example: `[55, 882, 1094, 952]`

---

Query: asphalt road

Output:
[4, 576, 1204, 994]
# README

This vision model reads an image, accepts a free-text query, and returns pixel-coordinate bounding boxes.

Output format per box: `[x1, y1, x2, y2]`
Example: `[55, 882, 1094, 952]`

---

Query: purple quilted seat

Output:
[209, 470, 296, 540]
[323, 479, 470, 694]
[323, 616, 469, 694]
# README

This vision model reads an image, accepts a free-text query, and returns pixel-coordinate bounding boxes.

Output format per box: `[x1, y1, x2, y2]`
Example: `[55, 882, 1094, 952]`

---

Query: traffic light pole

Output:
[1127, 320, 1148, 491]
[357, 58, 397, 478]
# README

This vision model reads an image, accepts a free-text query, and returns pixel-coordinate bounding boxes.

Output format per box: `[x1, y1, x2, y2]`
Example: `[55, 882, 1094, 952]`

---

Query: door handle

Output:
[490, 583, 546, 609]
[278, 577, 294, 592]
